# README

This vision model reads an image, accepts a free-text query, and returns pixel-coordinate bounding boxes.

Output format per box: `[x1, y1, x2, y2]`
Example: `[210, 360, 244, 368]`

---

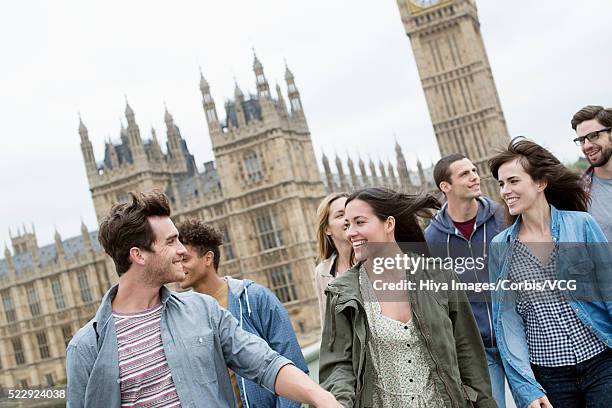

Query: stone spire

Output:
[346, 153, 359, 189]
[79, 115, 97, 175]
[335, 152, 349, 192]
[395, 139, 414, 192]
[321, 151, 335, 192]
[199, 67, 219, 131]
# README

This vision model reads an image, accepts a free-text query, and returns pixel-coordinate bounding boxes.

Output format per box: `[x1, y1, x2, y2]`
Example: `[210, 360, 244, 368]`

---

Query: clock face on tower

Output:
[409, 0, 441, 8]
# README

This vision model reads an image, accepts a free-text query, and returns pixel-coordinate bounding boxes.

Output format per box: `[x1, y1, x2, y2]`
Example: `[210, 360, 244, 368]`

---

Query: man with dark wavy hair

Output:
[572, 105, 612, 241]
[66, 190, 341, 408]
[177, 218, 308, 408]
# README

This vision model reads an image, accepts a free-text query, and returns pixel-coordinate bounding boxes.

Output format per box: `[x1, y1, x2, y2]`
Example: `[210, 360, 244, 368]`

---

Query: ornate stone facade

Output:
[0, 55, 325, 390]
[396, 0, 510, 195]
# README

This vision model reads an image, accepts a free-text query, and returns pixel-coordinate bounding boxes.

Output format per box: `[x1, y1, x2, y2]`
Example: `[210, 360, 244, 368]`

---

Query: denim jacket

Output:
[66, 285, 292, 408]
[488, 206, 612, 408]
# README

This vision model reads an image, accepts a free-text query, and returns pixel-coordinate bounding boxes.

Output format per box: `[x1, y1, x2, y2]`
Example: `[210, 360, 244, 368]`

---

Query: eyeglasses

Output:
[573, 127, 611, 146]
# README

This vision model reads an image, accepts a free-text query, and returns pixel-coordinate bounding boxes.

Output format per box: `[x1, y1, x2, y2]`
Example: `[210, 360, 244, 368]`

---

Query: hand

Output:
[527, 396, 553, 408]
[312, 390, 343, 408]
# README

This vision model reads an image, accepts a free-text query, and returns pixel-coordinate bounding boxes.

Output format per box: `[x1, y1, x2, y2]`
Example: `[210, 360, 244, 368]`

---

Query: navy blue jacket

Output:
[227, 277, 308, 408]
[424, 196, 504, 348]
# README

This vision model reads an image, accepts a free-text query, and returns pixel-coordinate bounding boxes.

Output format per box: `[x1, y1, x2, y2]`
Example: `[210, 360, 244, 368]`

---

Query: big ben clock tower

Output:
[396, 0, 510, 195]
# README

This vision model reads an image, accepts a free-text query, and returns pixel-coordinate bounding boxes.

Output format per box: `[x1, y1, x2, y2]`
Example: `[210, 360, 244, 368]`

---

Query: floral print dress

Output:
[360, 267, 445, 408]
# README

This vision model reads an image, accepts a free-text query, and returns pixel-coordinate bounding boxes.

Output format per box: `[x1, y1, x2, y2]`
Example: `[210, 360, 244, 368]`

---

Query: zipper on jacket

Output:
[453, 229, 496, 348]
[412, 306, 458, 408]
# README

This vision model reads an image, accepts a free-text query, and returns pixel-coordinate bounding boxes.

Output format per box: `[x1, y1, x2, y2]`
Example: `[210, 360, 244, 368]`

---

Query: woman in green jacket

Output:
[319, 187, 496, 408]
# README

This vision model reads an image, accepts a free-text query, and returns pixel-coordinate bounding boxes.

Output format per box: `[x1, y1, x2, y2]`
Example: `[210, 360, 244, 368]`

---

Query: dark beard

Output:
[589, 145, 612, 167]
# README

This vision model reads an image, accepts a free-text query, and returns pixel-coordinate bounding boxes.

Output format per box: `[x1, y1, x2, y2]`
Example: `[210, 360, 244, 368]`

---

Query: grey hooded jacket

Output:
[66, 284, 292, 408]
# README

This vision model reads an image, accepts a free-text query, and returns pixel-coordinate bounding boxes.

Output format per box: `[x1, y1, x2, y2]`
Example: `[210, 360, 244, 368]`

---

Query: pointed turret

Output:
[378, 159, 388, 187]
[253, 49, 271, 99]
[368, 157, 379, 186]
[54, 227, 65, 260]
[321, 151, 335, 192]
[335, 152, 349, 192]
[4, 242, 13, 271]
[275, 83, 288, 117]
[148, 127, 163, 162]
[285, 61, 303, 115]
[346, 154, 359, 189]
[417, 157, 427, 188]
[164, 105, 188, 173]
[395, 140, 414, 192]
[79, 115, 97, 175]
[199, 67, 219, 130]
[358, 155, 368, 187]
[387, 161, 398, 190]
[81, 219, 92, 250]
[232, 80, 247, 128]
[124, 98, 145, 160]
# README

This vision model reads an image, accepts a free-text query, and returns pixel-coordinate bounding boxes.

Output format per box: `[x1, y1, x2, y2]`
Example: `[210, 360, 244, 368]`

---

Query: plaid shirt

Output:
[582, 166, 594, 194]
[509, 240, 606, 367]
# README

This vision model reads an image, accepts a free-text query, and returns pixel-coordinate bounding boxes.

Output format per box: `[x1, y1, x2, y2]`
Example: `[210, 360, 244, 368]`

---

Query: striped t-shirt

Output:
[113, 303, 181, 407]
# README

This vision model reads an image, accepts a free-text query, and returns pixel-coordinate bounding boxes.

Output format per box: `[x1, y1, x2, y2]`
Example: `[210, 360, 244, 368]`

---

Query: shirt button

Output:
[409, 379, 413, 382]
[198, 337, 203, 343]
[404, 325, 409, 330]
[408, 359, 412, 363]
[407, 343, 411, 347]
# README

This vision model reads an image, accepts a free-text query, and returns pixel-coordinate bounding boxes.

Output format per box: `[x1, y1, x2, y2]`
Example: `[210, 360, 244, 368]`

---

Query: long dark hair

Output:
[345, 187, 440, 243]
[489, 137, 589, 225]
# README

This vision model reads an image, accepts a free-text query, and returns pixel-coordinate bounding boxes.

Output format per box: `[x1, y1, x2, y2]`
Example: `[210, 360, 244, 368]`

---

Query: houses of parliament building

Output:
[0, 0, 508, 390]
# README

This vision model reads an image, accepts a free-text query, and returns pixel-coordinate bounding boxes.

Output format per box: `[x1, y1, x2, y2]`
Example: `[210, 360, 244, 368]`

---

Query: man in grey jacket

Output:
[66, 190, 340, 408]
[424, 154, 507, 408]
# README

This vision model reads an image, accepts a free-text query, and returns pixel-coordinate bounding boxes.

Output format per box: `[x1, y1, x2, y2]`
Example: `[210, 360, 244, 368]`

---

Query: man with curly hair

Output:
[178, 218, 308, 408]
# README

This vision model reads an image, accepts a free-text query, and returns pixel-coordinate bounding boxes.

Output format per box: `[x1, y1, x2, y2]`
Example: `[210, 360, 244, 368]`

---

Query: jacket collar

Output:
[325, 262, 361, 304]
[430, 196, 497, 235]
[505, 204, 560, 242]
[92, 284, 177, 334]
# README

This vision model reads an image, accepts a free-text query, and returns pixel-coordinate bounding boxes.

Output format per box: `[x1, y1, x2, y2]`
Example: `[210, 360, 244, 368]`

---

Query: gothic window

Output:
[255, 208, 284, 250]
[266, 265, 297, 303]
[1, 290, 16, 323]
[26, 284, 42, 317]
[244, 151, 263, 183]
[12, 337, 25, 365]
[221, 226, 235, 261]
[45, 374, 54, 387]
[51, 277, 66, 310]
[36, 331, 50, 359]
[62, 324, 73, 348]
[78, 270, 93, 303]
[288, 83, 296, 93]
[257, 74, 265, 84]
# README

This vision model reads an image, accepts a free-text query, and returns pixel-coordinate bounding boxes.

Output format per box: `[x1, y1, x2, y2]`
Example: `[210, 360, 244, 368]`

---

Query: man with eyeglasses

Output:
[571, 105, 612, 241]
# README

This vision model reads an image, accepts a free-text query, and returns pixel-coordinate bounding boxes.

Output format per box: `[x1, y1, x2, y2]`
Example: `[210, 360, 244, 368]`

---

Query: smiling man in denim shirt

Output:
[65, 190, 340, 408]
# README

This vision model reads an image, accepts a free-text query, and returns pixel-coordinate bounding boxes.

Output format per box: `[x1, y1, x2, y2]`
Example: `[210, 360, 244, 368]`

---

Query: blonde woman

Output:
[314, 193, 353, 324]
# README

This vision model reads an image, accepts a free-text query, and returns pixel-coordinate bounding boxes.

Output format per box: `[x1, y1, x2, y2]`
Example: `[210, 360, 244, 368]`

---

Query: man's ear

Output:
[129, 247, 146, 267]
[440, 181, 451, 194]
[204, 250, 215, 267]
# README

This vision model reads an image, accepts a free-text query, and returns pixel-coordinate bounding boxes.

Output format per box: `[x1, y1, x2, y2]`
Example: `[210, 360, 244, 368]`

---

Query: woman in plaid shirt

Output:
[488, 138, 612, 408]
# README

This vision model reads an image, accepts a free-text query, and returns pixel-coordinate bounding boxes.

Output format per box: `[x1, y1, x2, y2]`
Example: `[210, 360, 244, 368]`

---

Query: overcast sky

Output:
[1, 0, 610, 251]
